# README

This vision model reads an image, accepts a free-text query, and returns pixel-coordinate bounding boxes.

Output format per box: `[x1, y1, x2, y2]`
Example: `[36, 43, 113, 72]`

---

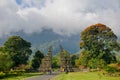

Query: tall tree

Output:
[31, 50, 44, 70]
[4, 36, 32, 67]
[79, 23, 118, 68]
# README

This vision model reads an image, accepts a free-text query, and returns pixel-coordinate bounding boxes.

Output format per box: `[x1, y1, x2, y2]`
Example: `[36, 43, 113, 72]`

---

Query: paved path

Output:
[24, 73, 58, 80]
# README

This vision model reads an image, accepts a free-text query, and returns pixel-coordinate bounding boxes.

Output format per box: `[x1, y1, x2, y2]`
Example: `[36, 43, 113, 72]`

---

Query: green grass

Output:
[1, 72, 42, 80]
[52, 72, 120, 80]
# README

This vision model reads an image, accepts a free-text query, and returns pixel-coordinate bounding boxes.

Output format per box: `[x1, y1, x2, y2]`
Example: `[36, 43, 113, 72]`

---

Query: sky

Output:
[0, 0, 120, 37]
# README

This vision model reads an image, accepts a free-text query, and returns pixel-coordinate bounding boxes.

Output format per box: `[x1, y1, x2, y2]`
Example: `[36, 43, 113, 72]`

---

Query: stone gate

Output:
[39, 45, 73, 73]
[60, 45, 73, 72]
[39, 46, 52, 73]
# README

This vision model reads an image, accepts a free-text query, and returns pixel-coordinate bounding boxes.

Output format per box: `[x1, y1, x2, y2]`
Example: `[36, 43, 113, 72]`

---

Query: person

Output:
[65, 69, 68, 74]
[49, 70, 52, 75]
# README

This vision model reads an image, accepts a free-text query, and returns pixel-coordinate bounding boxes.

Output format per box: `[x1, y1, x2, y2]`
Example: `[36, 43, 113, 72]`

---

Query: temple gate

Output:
[39, 45, 73, 73]
[39, 46, 52, 73]
[60, 45, 73, 72]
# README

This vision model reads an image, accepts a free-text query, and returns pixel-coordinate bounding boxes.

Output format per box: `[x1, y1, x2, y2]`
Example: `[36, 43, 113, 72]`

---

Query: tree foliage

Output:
[0, 52, 13, 72]
[31, 50, 44, 70]
[4, 36, 32, 67]
[79, 23, 118, 68]
[75, 59, 81, 67]
[70, 54, 79, 67]
[52, 56, 60, 68]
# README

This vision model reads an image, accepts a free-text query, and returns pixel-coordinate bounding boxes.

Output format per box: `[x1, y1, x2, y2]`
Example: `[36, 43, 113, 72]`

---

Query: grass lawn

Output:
[52, 72, 120, 80]
[1, 72, 42, 80]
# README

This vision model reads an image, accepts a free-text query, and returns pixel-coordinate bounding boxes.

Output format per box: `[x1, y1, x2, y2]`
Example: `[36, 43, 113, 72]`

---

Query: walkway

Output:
[24, 72, 58, 80]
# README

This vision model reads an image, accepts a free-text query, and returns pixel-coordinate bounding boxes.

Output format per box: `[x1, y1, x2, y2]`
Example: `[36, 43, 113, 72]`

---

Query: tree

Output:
[79, 23, 118, 68]
[31, 50, 44, 70]
[0, 52, 13, 72]
[52, 52, 60, 69]
[79, 50, 90, 67]
[52, 56, 59, 68]
[75, 59, 81, 67]
[4, 36, 32, 67]
[70, 54, 79, 67]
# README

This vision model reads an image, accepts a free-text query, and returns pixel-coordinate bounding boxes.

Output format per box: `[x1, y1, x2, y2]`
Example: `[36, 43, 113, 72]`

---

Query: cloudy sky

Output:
[0, 0, 120, 37]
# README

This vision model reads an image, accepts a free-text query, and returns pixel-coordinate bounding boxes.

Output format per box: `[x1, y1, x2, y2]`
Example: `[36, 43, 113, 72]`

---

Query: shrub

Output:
[0, 72, 5, 78]
[104, 64, 120, 77]
[108, 63, 120, 72]
[10, 70, 25, 75]
[105, 66, 117, 73]
[14, 64, 30, 71]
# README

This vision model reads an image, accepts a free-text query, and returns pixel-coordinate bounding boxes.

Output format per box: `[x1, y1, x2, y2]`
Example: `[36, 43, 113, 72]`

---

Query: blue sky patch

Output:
[16, 0, 22, 5]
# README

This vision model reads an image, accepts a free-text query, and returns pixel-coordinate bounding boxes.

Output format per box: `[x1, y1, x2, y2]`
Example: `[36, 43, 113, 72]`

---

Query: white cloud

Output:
[0, 0, 120, 37]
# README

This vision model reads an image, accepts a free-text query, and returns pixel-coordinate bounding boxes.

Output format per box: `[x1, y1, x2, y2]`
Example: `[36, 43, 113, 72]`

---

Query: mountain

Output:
[0, 29, 80, 55]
